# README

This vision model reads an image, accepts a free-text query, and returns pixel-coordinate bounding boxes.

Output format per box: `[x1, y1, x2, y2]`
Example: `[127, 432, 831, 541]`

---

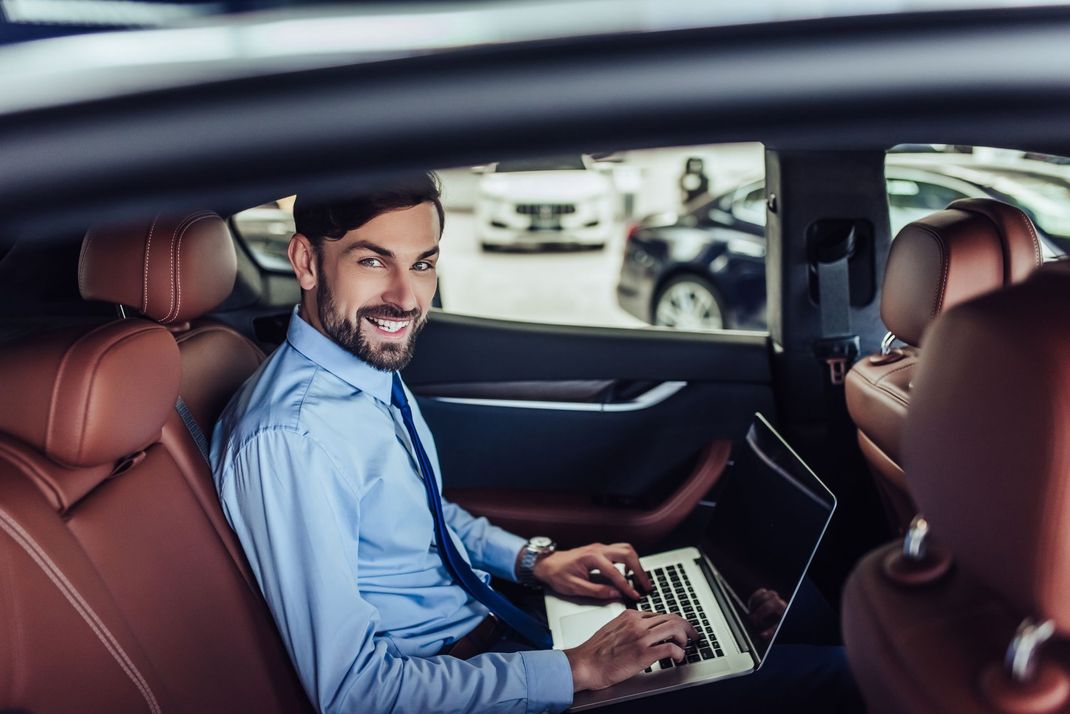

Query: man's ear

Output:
[288, 234, 318, 291]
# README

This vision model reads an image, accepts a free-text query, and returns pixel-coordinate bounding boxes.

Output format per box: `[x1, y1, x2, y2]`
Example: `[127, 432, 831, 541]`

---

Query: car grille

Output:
[515, 203, 576, 215]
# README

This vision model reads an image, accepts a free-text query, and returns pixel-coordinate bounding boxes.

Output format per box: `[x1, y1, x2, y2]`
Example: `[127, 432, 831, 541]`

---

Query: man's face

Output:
[299, 202, 440, 372]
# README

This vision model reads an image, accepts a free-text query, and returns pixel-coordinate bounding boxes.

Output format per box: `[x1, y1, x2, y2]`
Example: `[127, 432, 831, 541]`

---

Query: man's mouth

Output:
[364, 315, 413, 335]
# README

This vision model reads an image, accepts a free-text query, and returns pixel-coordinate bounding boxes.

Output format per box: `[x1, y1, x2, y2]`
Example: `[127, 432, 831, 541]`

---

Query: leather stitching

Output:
[45, 322, 115, 465]
[142, 217, 158, 315]
[0, 506, 162, 714]
[853, 364, 912, 408]
[874, 362, 915, 383]
[77, 233, 93, 296]
[925, 227, 951, 320]
[955, 201, 1042, 277]
[0, 442, 65, 512]
[47, 323, 160, 466]
[162, 213, 213, 324]
[870, 382, 910, 409]
[164, 220, 178, 323]
[1008, 204, 1042, 268]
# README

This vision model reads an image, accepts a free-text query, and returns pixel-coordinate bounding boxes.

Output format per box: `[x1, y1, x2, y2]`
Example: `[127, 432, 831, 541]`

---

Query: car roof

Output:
[4, 4, 1070, 239]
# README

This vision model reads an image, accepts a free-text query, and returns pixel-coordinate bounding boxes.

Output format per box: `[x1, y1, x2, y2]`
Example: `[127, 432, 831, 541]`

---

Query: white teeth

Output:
[368, 317, 410, 333]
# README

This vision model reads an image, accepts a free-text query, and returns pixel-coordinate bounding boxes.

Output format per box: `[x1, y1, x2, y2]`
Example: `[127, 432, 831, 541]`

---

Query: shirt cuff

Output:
[519, 648, 574, 714]
[481, 527, 528, 582]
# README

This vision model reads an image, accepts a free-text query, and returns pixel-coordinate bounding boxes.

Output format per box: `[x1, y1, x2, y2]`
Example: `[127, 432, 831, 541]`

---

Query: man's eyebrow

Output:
[342, 240, 393, 258]
[417, 246, 440, 261]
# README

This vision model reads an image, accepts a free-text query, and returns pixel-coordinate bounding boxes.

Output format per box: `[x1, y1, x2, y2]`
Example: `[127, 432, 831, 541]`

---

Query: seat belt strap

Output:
[818, 249, 851, 337]
[813, 226, 859, 386]
[176, 397, 210, 463]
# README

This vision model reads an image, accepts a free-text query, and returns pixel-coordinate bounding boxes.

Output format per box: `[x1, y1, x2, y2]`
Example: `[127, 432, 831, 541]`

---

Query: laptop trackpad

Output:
[559, 609, 621, 649]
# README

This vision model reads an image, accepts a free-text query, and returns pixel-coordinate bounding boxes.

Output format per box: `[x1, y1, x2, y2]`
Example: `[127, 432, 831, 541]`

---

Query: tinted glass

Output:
[699, 415, 835, 663]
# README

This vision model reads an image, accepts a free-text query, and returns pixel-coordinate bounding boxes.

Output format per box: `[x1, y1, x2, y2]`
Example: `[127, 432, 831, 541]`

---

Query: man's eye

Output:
[359, 257, 385, 268]
[413, 261, 436, 272]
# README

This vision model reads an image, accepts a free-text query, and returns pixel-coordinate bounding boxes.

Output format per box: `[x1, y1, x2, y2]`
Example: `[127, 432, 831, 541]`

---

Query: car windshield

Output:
[495, 156, 587, 172]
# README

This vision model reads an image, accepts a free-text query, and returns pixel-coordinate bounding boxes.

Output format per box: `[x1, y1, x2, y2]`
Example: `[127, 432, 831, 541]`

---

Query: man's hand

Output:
[531, 543, 653, 600]
[564, 610, 699, 691]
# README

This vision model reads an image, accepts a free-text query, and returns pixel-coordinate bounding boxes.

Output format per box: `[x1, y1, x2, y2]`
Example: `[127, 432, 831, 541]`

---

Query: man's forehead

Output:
[337, 202, 440, 253]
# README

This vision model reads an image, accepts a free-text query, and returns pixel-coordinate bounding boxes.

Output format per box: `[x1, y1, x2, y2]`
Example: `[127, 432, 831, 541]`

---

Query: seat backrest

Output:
[0, 319, 311, 713]
[845, 198, 1043, 531]
[79, 212, 269, 591]
[79, 211, 266, 436]
[842, 260, 1070, 714]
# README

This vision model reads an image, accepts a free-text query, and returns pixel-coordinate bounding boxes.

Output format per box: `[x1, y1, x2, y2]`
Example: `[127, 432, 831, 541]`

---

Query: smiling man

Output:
[211, 173, 697, 714]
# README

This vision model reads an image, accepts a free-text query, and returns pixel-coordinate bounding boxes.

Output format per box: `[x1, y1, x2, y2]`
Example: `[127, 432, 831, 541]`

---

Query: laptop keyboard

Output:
[628, 564, 725, 672]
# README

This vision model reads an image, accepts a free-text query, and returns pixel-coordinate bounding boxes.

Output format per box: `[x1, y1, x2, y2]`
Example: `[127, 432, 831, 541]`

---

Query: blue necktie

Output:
[390, 373, 553, 649]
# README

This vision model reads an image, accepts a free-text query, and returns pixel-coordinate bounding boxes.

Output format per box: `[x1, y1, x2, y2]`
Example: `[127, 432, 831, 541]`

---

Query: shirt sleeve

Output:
[441, 499, 527, 582]
[216, 428, 572, 714]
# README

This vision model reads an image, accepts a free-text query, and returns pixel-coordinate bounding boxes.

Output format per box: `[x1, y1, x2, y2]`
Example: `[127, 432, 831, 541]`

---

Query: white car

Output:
[476, 155, 615, 250]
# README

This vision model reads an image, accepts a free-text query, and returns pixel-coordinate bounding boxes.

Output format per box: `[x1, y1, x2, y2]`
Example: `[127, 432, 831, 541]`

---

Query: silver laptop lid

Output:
[699, 413, 836, 666]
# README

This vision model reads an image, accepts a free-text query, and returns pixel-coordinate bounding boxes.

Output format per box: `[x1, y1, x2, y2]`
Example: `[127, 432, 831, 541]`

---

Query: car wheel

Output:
[653, 275, 726, 331]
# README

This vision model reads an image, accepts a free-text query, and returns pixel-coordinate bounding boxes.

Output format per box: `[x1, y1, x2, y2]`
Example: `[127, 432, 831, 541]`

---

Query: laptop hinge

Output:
[696, 556, 758, 666]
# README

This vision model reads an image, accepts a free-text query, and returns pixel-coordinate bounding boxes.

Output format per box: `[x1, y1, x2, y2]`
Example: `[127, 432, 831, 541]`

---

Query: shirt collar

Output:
[286, 305, 394, 405]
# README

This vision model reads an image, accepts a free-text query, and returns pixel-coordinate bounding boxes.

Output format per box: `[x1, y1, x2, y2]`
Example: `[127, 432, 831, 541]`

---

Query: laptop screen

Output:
[698, 413, 836, 664]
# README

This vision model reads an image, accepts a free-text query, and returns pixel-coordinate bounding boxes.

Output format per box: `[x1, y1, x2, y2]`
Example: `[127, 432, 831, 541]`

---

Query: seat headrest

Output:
[903, 261, 1070, 629]
[881, 198, 1043, 346]
[0, 321, 181, 470]
[79, 212, 238, 324]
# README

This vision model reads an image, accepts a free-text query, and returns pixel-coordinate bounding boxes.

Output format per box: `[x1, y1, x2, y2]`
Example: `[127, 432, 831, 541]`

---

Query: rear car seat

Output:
[845, 198, 1042, 531]
[79, 212, 269, 588]
[0, 318, 312, 712]
[79, 211, 266, 436]
[842, 259, 1070, 713]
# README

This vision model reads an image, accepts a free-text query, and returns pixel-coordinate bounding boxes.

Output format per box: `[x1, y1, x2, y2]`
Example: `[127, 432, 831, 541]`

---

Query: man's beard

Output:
[316, 271, 426, 372]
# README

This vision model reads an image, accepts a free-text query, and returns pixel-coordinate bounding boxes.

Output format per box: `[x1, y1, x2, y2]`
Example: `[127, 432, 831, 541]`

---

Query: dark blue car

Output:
[616, 182, 769, 331]
[617, 162, 1069, 331]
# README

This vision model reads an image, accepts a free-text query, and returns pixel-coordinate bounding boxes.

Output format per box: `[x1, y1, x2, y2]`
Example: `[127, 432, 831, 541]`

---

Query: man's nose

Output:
[380, 269, 419, 311]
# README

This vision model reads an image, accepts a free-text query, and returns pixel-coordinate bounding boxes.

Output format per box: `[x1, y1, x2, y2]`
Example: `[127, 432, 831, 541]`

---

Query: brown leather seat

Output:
[842, 260, 1070, 714]
[79, 211, 266, 436]
[845, 198, 1043, 531]
[79, 212, 269, 590]
[0, 319, 312, 712]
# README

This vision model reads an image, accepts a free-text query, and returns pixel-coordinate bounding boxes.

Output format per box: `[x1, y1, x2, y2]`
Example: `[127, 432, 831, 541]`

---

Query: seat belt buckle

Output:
[813, 336, 860, 386]
[826, 356, 848, 385]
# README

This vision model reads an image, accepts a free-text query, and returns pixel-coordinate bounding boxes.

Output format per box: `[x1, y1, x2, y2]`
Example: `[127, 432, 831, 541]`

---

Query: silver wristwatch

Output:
[518, 536, 556, 588]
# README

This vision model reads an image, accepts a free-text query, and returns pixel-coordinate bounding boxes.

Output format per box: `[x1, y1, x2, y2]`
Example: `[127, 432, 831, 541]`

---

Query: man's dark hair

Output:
[294, 171, 445, 249]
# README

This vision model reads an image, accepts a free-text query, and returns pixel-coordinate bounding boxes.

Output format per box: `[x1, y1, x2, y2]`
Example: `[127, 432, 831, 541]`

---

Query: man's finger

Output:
[642, 621, 690, 649]
[605, 543, 651, 592]
[650, 642, 687, 664]
[567, 575, 620, 600]
[590, 554, 640, 599]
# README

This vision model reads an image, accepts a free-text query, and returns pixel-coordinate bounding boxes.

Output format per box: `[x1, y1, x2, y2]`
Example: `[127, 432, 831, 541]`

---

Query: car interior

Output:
[1, 4, 1070, 713]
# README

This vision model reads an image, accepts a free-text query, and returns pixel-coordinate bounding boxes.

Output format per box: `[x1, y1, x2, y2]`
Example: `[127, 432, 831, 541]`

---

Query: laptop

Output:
[545, 413, 836, 710]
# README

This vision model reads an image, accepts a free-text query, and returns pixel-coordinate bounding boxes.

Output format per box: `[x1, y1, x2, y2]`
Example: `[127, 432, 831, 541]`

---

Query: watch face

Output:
[530, 536, 554, 550]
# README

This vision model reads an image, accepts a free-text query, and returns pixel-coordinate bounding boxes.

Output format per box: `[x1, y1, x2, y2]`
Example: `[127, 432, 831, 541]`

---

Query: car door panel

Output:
[403, 311, 775, 547]
[447, 441, 730, 550]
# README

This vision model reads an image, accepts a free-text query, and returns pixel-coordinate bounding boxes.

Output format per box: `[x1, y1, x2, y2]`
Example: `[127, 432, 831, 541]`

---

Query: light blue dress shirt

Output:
[211, 307, 573, 714]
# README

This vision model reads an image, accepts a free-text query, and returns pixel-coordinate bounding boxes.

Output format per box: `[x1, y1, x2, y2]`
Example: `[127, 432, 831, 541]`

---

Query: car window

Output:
[232, 200, 295, 272]
[886, 179, 966, 211]
[232, 143, 770, 333]
[732, 185, 767, 226]
[885, 147, 1070, 258]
